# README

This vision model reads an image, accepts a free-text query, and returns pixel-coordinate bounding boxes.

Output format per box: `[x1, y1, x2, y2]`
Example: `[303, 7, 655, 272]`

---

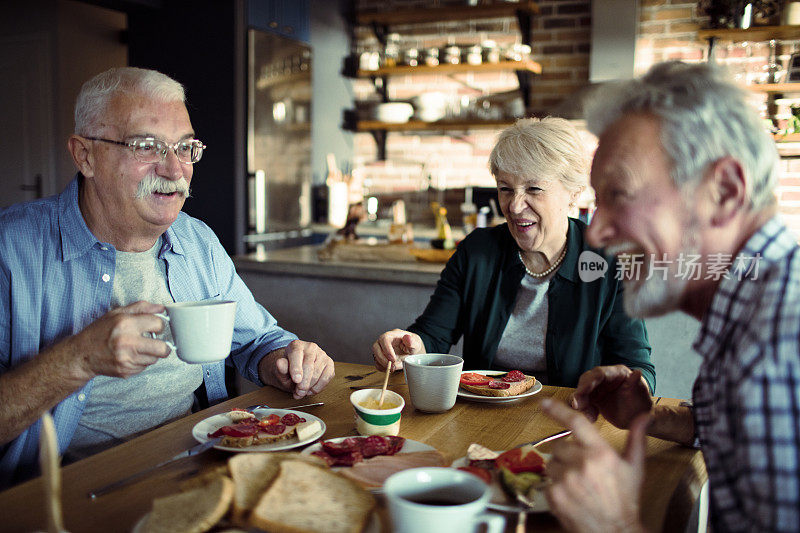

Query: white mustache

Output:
[135, 174, 191, 199]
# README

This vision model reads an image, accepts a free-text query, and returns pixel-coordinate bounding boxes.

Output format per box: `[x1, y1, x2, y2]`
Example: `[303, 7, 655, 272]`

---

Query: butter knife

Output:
[514, 429, 572, 449]
[87, 437, 222, 499]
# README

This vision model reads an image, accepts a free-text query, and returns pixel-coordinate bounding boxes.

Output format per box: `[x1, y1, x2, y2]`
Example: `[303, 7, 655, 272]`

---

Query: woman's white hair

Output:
[488, 117, 588, 193]
[74, 67, 185, 136]
[585, 61, 778, 210]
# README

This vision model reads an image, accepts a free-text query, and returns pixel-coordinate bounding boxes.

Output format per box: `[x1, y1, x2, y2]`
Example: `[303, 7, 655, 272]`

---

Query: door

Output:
[0, 34, 54, 209]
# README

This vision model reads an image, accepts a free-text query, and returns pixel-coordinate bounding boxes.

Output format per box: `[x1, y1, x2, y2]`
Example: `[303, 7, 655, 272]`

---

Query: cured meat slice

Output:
[361, 436, 390, 458]
[501, 370, 526, 382]
[311, 449, 364, 467]
[488, 380, 511, 389]
[260, 423, 287, 435]
[280, 413, 305, 426]
[386, 436, 406, 455]
[339, 451, 447, 488]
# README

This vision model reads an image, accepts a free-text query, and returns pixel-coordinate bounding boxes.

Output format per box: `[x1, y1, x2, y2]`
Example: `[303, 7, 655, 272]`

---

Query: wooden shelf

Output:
[774, 132, 800, 142]
[357, 59, 541, 77]
[748, 83, 800, 93]
[357, 2, 539, 25]
[697, 25, 800, 42]
[356, 119, 515, 132]
[255, 71, 310, 90]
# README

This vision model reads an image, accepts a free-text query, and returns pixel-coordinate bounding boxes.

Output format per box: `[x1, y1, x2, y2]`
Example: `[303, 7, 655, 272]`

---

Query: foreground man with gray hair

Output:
[542, 61, 800, 531]
[0, 67, 334, 488]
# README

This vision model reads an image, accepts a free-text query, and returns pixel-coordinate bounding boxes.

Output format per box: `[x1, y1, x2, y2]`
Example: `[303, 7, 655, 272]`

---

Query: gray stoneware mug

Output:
[403, 354, 464, 413]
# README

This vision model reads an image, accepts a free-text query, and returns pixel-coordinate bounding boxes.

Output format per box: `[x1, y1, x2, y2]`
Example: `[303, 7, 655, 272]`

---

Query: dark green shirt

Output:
[408, 219, 655, 392]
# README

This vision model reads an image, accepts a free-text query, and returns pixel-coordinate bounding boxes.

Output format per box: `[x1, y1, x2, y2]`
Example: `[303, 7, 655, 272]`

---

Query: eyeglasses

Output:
[85, 136, 206, 164]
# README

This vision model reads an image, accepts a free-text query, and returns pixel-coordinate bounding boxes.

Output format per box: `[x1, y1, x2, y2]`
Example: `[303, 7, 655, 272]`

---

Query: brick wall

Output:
[350, 0, 800, 237]
[637, 0, 800, 237]
[352, 0, 592, 207]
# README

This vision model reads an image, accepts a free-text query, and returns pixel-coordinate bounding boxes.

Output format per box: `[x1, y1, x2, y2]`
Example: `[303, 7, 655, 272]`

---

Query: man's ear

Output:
[67, 135, 95, 178]
[706, 157, 747, 226]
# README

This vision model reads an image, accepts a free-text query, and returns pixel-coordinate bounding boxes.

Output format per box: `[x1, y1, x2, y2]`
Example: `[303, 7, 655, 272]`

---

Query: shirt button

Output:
[206, 370, 211, 377]
[102, 274, 110, 282]
[77, 393, 86, 402]
[100, 246, 108, 251]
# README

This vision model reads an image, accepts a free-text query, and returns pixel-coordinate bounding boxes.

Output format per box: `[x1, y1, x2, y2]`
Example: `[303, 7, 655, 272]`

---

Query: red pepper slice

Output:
[460, 372, 492, 386]
[495, 447, 545, 474]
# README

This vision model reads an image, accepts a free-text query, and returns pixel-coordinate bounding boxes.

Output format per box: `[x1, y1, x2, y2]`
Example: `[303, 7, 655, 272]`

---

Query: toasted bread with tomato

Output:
[459, 371, 536, 397]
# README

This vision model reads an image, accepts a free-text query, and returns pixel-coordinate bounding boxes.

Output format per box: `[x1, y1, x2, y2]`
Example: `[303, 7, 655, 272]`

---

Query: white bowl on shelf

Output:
[375, 102, 414, 123]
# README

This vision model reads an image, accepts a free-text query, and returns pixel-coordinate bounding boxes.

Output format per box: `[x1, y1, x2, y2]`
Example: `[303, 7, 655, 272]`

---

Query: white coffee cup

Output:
[156, 300, 237, 364]
[384, 467, 504, 533]
[403, 354, 464, 413]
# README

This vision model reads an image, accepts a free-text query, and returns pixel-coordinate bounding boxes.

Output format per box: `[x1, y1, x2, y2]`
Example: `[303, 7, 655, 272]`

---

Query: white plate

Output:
[191, 408, 326, 452]
[451, 453, 550, 513]
[457, 371, 543, 403]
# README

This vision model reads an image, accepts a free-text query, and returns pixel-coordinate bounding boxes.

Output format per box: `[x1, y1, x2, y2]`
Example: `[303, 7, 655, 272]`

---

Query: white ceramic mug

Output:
[384, 467, 504, 533]
[155, 300, 237, 364]
[403, 354, 464, 412]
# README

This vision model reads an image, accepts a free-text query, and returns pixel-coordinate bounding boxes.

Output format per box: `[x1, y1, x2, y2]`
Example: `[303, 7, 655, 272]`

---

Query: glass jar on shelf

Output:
[481, 40, 500, 63]
[424, 47, 440, 67]
[443, 45, 461, 65]
[383, 33, 401, 68]
[403, 48, 419, 67]
[466, 45, 482, 65]
[506, 43, 531, 62]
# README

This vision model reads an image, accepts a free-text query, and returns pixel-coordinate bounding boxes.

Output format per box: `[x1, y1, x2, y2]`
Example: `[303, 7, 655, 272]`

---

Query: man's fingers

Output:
[284, 342, 305, 384]
[119, 300, 165, 315]
[623, 413, 651, 468]
[542, 398, 605, 449]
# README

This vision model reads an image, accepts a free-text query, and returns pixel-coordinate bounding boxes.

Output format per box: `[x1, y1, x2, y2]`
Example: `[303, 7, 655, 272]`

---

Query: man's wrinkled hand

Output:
[271, 340, 335, 399]
[70, 300, 171, 380]
[569, 365, 653, 429]
[543, 398, 649, 533]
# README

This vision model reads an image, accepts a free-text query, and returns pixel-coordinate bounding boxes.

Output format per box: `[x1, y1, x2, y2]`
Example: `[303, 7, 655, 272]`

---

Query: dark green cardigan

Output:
[408, 219, 655, 392]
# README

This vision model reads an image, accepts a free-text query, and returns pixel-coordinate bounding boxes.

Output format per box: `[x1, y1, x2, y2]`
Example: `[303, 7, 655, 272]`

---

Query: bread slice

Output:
[460, 374, 537, 397]
[249, 460, 375, 533]
[141, 475, 233, 533]
[228, 452, 326, 523]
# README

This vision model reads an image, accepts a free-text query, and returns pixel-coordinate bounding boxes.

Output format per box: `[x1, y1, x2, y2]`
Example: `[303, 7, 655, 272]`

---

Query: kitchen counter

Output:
[235, 243, 447, 286]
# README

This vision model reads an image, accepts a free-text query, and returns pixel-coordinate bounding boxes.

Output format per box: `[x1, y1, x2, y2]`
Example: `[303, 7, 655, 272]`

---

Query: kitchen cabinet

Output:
[348, 2, 541, 160]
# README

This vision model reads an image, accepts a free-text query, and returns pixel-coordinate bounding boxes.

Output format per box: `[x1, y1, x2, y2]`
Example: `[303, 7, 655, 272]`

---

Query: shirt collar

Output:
[57, 173, 186, 260]
[693, 215, 796, 358]
[58, 174, 103, 262]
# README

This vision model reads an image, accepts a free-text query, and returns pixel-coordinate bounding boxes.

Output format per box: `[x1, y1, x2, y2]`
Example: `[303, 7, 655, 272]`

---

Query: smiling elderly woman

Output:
[372, 117, 655, 391]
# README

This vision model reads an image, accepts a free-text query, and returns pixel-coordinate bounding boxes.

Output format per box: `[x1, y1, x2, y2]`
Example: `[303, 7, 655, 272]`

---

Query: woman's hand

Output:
[371, 329, 424, 371]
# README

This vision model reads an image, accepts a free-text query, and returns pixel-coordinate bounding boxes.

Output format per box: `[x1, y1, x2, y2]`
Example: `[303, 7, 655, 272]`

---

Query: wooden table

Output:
[0, 362, 706, 532]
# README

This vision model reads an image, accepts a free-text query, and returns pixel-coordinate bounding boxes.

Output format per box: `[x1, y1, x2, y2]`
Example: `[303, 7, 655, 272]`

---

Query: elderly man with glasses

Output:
[0, 67, 334, 488]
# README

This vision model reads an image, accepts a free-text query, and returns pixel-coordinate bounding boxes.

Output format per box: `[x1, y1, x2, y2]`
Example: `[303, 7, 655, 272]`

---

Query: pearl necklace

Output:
[518, 246, 567, 278]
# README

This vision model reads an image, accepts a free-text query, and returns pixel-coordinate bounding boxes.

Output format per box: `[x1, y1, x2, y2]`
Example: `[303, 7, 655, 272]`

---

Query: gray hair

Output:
[585, 61, 778, 210]
[489, 117, 588, 193]
[74, 67, 185, 136]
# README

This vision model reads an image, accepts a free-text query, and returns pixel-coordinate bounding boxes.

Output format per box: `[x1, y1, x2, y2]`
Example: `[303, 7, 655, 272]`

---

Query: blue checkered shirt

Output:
[693, 216, 800, 531]
[0, 175, 297, 488]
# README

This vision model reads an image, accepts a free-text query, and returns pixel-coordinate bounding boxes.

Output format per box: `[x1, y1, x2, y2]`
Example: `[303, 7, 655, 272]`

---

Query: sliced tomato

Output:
[457, 465, 492, 484]
[495, 446, 545, 474]
[460, 372, 492, 386]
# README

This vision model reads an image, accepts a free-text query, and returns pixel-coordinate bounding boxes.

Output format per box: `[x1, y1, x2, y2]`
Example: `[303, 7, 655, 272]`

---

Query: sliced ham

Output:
[338, 450, 447, 488]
